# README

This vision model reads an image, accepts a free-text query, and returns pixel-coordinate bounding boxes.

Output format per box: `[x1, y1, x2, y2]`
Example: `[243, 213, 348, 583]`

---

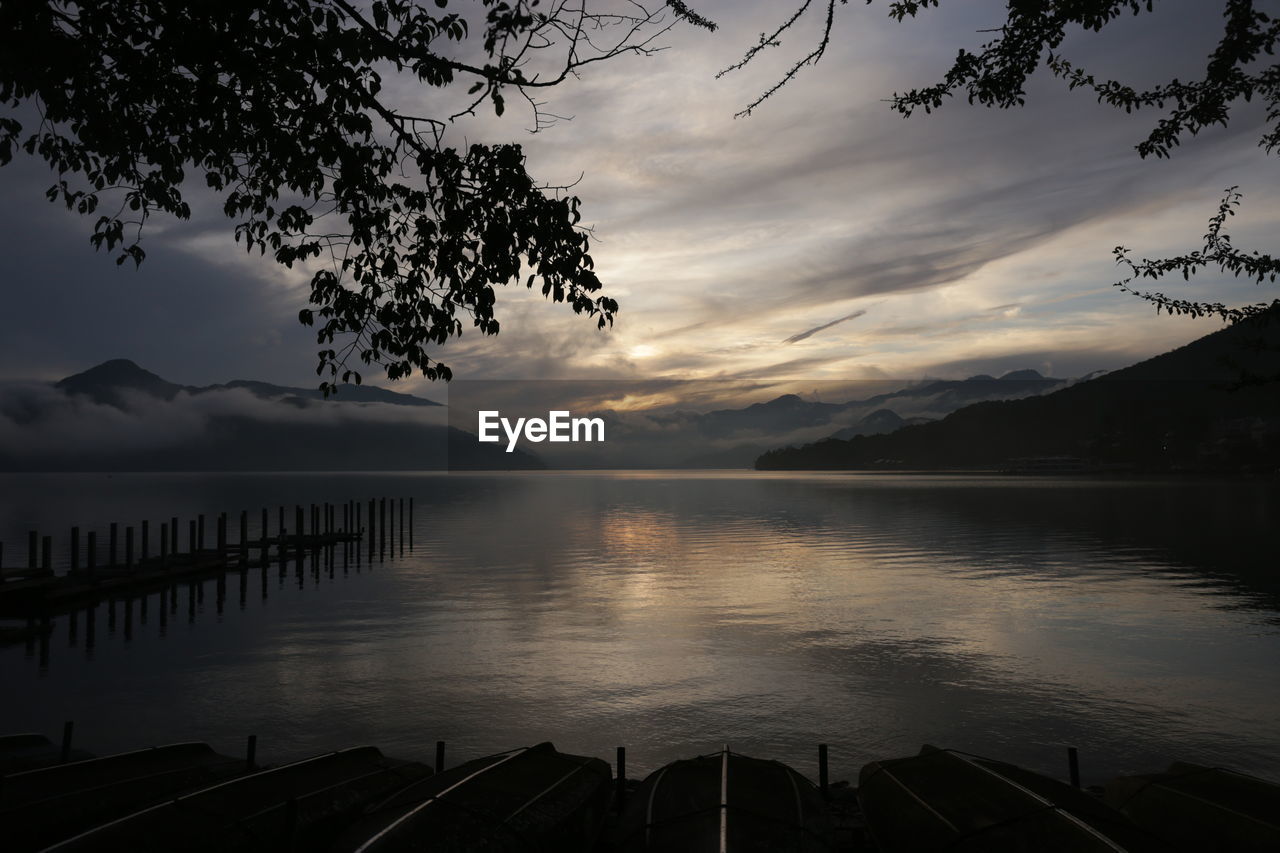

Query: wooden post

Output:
[218, 514, 227, 562]
[399, 498, 404, 548]
[1067, 746, 1081, 789]
[41, 535, 52, 571]
[379, 498, 386, 551]
[71, 527, 80, 571]
[60, 721, 74, 763]
[819, 743, 829, 798]
[189, 520, 197, 557]
[435, 740, 446, 773]
[198, 514, 205, 551]
[87, 532, 97, 577]
[246, 734, 258, 771]
[141, 520, 149, 562]
[109, 522, 118, 567]
[616, 746, 627, 807]
[261, 508, 269, 545]
[295, 506, 305, 563]
[409, 497, 414, 548]
[160, 524, 169, 570]
[125, 527, 134, 570]
[28, 530, 37, 570]
[357, 502, 362, 535]
[170, 518, 178, 555]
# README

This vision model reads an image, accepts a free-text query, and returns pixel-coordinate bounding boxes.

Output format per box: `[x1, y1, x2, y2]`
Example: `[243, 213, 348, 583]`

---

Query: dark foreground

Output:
[2, 732, 1277, 852]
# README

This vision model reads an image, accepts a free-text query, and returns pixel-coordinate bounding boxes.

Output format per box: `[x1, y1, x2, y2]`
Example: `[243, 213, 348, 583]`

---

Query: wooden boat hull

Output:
[614, 746, 835, 852]
[1105, 762, 1280, 852]
[858, 746, 1172, 852]
[335, 741, 612, 852]
[43, 746, 431, 852]
[1, 742, 244, 851]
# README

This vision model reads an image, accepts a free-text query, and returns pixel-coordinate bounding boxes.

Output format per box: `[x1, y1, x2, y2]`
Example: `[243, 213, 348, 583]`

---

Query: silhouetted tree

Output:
[0, 1, 709, 391]
[718, 0, 1280, 325]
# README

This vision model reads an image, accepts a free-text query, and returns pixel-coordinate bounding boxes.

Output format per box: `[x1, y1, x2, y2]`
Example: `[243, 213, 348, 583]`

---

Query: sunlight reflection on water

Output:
[1, 470, 1278, 787]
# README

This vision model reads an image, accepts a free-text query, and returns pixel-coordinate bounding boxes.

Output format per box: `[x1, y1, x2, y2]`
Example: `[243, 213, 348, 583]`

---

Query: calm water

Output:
[1, 471, 1278, 788]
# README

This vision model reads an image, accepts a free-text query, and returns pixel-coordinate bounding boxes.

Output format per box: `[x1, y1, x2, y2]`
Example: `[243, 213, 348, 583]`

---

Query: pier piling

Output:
[616, 747, 627, 807]
[1067, 746, 1081, 788]
[60, 721, 74, 764]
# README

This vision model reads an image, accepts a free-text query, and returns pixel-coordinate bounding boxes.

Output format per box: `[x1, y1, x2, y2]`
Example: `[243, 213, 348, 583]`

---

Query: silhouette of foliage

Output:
[0, 1, 692, 392]
[1114, 187, 1279, 324]
[722, 1, 1280, 325]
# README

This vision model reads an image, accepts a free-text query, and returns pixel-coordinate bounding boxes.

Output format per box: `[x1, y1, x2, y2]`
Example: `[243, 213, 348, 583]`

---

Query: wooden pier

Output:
[0, 497, 414, 618]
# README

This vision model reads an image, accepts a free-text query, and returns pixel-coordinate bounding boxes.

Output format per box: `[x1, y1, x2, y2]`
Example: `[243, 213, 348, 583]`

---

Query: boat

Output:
[858, 745, 1172, 851]
[42, 745, 431, 852]
[613, 745, 835, 851]
[333, 741, 612, 852]
[1, 742, 244, 851]
[1104, 761, 1280, 851]
[0, 733, 92, 774]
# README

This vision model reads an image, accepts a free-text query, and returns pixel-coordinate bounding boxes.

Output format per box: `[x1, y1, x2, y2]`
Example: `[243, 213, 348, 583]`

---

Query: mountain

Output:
[641, 373, 1054, 468]
[54, 359, 442, 408]
[55, 359, 185, 407]
[828, 408, 903, 441]
[2, 361, 539, 471]
[756, 314, 1280, 473]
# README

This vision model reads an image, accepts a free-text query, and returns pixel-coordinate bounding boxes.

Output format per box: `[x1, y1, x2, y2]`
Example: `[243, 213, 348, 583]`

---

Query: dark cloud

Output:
[783, 309, 867, 344]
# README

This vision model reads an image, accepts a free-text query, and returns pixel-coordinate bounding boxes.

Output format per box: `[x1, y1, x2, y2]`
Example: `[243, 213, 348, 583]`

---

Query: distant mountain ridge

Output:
[3, 360, 539, 472]
[756, 313, 1280, 472]
[55, 359, 442, 408]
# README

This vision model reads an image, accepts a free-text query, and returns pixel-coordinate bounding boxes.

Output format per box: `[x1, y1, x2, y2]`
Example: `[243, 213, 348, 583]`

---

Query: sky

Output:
[1, 0, 1277, 403]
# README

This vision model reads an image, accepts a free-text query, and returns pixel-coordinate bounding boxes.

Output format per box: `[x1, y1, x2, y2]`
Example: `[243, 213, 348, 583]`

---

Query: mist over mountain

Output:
[55, 359, 443, 409]
[3, 358, 1110, 471]
[757, 313, 1280, 472]
[445, 371, 1072, 469]
[1, 361, 539, 471]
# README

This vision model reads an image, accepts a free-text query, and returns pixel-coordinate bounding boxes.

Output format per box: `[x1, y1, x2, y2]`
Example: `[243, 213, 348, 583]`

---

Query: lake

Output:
[1, 470, 1277, 789]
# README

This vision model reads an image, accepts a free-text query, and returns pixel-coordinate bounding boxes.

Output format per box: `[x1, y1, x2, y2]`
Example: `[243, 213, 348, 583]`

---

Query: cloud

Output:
[0, 0, 1275, 391]
[783, 309, 868, 344]
[0, 381, 446, 464]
